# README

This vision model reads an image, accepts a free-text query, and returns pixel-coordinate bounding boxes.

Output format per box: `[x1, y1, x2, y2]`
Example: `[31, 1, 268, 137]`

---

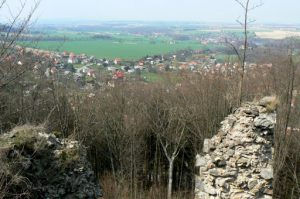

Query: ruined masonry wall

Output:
[195, 102, 275, 199]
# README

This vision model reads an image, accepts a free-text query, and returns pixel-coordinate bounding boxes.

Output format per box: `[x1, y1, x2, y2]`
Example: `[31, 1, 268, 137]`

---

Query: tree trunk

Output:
[167, 157, 174, 199]
[238, 72, 244, 106]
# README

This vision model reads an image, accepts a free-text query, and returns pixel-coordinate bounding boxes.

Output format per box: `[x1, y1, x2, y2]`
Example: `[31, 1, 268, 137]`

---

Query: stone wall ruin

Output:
[195, 101, 276, 199]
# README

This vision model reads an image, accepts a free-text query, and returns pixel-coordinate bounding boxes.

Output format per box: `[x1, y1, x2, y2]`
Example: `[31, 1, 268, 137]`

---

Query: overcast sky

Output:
[3, 0, 300, 24]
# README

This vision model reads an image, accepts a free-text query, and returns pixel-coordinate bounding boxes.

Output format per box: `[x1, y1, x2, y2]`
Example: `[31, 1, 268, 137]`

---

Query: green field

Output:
[30, 39, 206, 60]
[25, 26, 242, 60]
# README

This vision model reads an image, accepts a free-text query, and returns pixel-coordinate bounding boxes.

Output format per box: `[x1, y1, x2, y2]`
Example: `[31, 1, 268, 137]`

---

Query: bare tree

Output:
[0, 0, 40, 90]
[158, 127, 186, 199]
[228, 0, 263, 105]
[273, 49, 299, 198]
[0, 0, 40, 196]
[146, 87, 189, 199]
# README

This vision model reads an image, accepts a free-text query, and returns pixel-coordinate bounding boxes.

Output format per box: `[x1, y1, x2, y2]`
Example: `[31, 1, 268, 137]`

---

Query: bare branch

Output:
[249, 1, 263, 11]
[0, 0, 7, 10]
[172, 128, 186, 158]
[224, 38, 242, 63]
[234, 0, 246, 9]
[0, 0, 40, 89]
[236, 18, 244, 26]
[159, 136, 172, 162]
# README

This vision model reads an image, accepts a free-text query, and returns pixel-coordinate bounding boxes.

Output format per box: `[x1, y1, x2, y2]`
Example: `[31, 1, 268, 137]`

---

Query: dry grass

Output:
[255, 31, 300, 39]
[258, 95, 279, 112]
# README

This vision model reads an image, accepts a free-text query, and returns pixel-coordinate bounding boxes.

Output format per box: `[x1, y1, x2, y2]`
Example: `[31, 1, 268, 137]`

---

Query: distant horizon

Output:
[2, 0, 300, 26]
[34, 19, 300, 27]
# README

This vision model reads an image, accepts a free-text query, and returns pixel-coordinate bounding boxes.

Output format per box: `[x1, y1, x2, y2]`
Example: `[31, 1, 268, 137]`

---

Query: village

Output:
[11, 44, 274, 91]
[26, 45, 300, 113]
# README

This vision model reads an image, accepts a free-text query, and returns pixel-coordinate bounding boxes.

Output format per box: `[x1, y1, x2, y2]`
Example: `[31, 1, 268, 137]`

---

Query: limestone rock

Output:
[203, 139, 211, 153]
[230, 192, 254, 199]
[195, 178, 205, 191]
[196, 154, 208, 167]
[204, 184, 217, 195]
[254, 113, 276, 132]
[243, 106, 259, 117]
[260, 167, 273, 180]
[248, 179, 258, 190]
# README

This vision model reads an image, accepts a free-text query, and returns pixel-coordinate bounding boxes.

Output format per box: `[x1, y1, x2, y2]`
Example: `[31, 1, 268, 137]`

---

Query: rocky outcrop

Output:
[0, 125, 102, 199]
[195, 101, 276, 199]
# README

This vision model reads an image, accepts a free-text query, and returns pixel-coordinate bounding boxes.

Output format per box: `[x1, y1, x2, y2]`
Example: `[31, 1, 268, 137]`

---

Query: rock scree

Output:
[0, 125, 102, 199]
[195, 100, 276, 199]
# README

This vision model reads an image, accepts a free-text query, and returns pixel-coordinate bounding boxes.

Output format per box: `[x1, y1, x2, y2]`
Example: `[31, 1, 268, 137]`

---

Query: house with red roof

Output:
[68, 52, 78, 64]
[114, 58, 122, 65]
[87, 69, 96, 78]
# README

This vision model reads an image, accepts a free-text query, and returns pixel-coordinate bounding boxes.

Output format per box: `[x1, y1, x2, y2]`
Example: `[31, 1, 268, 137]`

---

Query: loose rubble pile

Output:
[0, 125, 102, 199]
[195, 99, 276, 199]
